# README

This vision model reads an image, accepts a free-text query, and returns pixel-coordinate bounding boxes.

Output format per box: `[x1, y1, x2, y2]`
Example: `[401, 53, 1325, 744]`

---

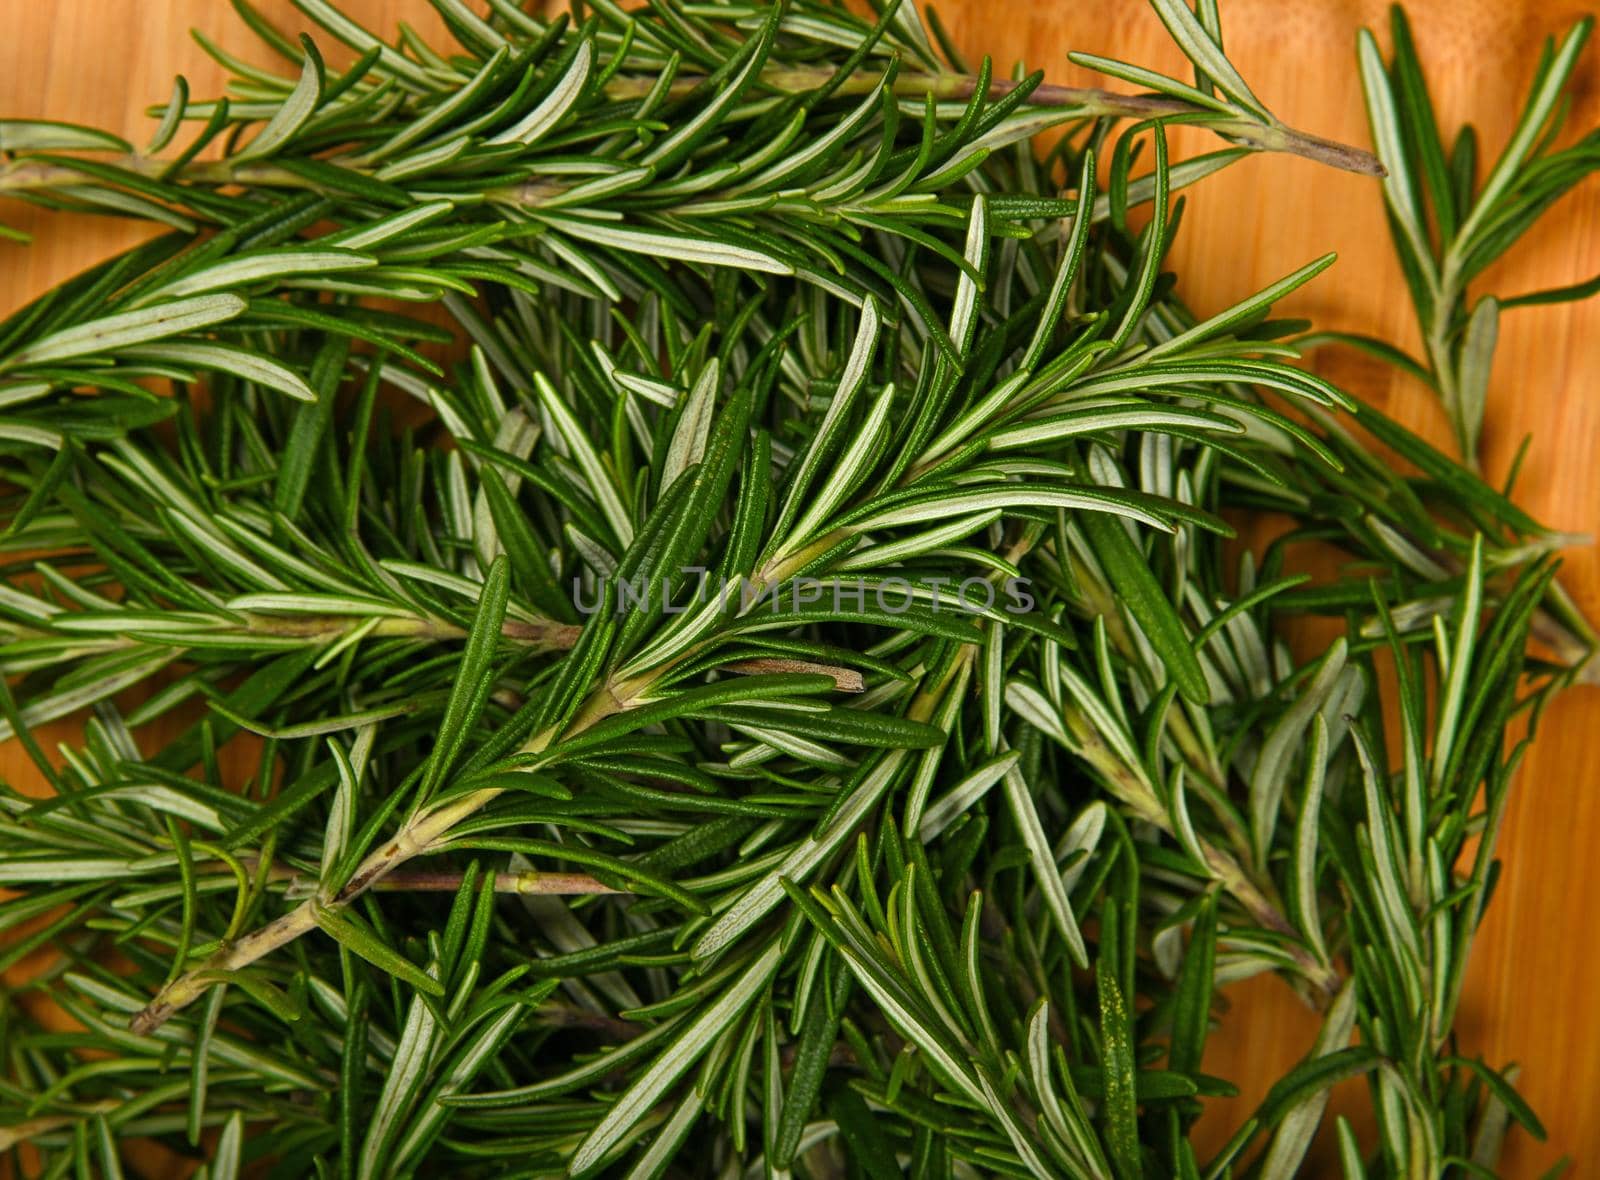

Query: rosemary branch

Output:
[0, 69, 1380, 207]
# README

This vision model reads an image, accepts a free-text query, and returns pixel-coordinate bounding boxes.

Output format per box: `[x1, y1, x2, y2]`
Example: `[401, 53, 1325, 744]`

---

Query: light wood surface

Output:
[2, 1, 1597, 1174]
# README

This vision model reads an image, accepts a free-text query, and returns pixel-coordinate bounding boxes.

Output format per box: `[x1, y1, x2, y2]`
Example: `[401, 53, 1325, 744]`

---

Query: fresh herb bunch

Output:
[0, 2, 1588, 1177]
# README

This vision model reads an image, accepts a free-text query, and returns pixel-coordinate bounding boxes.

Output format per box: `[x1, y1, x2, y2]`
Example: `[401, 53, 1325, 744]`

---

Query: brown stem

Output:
[131, 904, 319, 1034]
[255, 861, 624, 898]
[131, 855, 627, 1037]
[959, 77, 1381, 177]
[382, 868, 620, 894]
[721, 657, 864, 693]
[230, 612, 581, 649]
[535, 1004, 644, 1040]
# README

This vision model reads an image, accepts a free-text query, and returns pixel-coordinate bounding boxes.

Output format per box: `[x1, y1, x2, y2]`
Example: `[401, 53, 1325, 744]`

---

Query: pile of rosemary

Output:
[0, 1, 1595, 1175]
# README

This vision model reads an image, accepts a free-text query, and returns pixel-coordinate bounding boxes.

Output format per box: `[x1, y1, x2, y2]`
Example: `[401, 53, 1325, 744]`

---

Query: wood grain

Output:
[1, 1, 1597, 1174]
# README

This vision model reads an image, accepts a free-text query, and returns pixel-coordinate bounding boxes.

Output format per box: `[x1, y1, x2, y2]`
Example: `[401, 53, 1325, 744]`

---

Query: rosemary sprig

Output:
[1338, 6, 1600, 466]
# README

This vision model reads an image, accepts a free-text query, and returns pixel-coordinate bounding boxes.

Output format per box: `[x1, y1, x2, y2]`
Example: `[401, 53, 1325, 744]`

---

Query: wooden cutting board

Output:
[2, 2, 1597, 1174]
